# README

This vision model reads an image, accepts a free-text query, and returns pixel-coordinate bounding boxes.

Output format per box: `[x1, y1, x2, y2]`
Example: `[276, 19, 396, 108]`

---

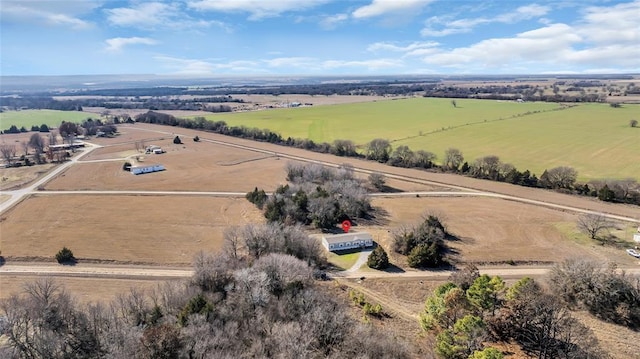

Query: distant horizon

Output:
[2, 1, 639, 77]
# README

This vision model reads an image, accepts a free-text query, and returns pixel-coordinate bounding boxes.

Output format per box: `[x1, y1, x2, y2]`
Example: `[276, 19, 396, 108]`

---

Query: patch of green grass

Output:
[201, 98, 638, 181]
[0, 110, 95, 130]
[327, 251, 361, 271]
[553, 221, 592, 245]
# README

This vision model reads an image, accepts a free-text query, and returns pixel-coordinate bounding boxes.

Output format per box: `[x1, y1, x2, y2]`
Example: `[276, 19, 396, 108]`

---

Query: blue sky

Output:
[1, 0, 639, 76]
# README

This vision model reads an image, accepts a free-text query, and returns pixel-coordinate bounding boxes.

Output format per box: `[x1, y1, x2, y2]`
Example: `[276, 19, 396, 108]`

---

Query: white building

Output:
[322, 232, 373, 252]
[131, 164, 165, 175]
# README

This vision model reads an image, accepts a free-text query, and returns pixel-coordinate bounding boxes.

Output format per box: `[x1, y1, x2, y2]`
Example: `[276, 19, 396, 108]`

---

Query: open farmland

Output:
[395, 102, 640, 181]
[0, 109, 95, 129]
[205, 97, 560, 144]
[370, 197, 639, 267]
[0, 195, 263, 264]
[202, 98, 638, 181]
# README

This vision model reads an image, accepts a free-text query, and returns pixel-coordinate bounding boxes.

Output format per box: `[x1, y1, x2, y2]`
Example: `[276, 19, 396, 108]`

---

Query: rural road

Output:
[2, 262, 639, 281]
[0, 143, 101, 214]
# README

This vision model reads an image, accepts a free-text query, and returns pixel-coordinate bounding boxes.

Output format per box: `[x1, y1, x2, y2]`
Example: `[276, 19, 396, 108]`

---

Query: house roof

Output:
[322, 232, 372, 244]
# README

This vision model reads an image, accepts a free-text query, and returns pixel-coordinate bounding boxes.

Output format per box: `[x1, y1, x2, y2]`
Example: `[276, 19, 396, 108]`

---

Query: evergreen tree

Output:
[367, 245, 389, 269]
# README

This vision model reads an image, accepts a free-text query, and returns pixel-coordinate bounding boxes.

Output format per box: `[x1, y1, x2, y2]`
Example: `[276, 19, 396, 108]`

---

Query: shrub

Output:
[193, 135, 200, 142]
[173, 135, 182, 144]
[55, 247, 75, 264]
[122, 161, 132, 171]
[367, 245, 389, 269]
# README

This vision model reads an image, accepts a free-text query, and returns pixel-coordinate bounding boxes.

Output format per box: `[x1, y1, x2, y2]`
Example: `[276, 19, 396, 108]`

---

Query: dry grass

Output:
[0, 275, 173, 304]
[0, 195, 264, 264]
[0, 163, 57, 190]
[573, 311, 640, 359]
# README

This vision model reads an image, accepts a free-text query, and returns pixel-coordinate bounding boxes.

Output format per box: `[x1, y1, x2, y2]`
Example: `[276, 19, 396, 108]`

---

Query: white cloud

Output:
[421, 3, 550, 37]
[106, 2, 177, 27]
[352, 0, 432, 19]
[424, 24, 581, 67]
[105, 37, 158, 52]
[155, 56, 268, 75]
[321, 59, 403, 70]
[187, 0, 330, 20]
[419, 5, 640, 74]
[105, 2, 230, 31]
[320, 13, 348, 29]
[578, 0, 640, 45]
[0, 0, 94, 29]
[264, 57, 316, 68]
[367, 41, 439, 57]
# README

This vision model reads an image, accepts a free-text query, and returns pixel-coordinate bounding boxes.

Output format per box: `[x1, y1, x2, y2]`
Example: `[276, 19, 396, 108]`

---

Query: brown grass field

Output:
[0, 195, 264, 264]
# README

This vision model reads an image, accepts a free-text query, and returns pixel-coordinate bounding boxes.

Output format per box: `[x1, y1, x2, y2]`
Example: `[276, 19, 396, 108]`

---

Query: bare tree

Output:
[577, 213, 613, 240]
[28, 133, 46, 164]
[20, 141, 29, 157]
[365, 138, 391, 163]
[368, 172, 386, 191]
[0, 144, 17, 166]
[540, 166, 578, 189]
[630, 119, 638, 128]
[48, 131, 58, 146]
[443, 148, 464, 171]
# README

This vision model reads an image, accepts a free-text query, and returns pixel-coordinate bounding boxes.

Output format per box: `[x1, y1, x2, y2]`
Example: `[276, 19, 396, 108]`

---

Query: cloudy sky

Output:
[1, 0, 638, 76]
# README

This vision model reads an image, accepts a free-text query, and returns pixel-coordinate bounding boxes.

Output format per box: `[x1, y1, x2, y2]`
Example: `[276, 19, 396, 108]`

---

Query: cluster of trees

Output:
[246, 163, 371, 230]
[548, 259, 640, 329]
[392, 215, 450, 268]
[0, 132, 61, 166]
[3, 124, 50, 134]
[3, 119, 117, 138]
[0, 251, 410, 358]
[421, 262, 609, 359]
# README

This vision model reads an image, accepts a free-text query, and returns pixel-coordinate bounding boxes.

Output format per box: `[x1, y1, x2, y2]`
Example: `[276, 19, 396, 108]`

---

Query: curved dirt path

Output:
[345, 248, 373, 273]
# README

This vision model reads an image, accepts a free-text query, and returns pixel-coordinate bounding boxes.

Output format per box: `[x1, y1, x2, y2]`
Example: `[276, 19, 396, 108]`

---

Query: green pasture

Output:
[206, 98, 638, 181]
[206, 98, 561, 145]
[0, 110, 94, 130]
[394, 103, 639, 181]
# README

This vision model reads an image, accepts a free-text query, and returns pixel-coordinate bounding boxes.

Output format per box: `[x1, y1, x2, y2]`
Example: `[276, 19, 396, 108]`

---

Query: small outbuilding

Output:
[130, 164, 165, 175]
[322, 232, 373, 252]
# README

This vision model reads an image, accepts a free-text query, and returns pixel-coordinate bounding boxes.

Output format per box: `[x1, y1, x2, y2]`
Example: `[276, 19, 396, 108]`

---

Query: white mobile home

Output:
[131, 164, 165, 175]
[322, 232, 373, 252]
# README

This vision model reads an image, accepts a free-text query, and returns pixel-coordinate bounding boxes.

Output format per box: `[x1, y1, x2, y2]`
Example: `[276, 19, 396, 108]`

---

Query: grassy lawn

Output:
[327, 250, 362, 271]
[0, 110, 95, 130]
[203, 98, 638, 181]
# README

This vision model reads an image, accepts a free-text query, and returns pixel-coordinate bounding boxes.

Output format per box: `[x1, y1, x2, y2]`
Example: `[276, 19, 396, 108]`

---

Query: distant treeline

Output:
[134, 111, 640, 206]
[3, 79, 630, 113]
[0, 96, 239, 112]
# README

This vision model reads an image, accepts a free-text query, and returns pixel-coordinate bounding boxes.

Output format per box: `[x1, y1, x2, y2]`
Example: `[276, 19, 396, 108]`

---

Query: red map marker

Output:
[341, 220, 351, 233]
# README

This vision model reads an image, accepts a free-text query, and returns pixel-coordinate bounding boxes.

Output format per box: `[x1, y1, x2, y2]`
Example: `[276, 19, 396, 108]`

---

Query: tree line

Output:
[0, 95, 241, 113]
[132, 111, 640, 206]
